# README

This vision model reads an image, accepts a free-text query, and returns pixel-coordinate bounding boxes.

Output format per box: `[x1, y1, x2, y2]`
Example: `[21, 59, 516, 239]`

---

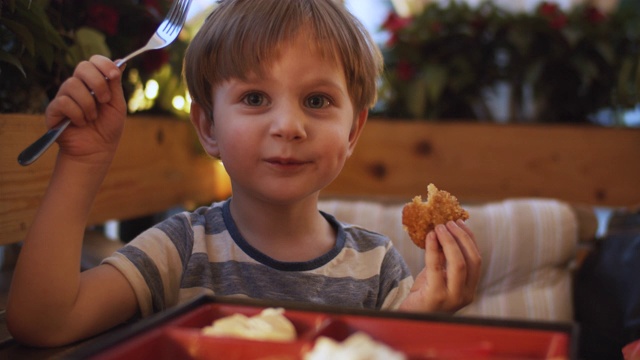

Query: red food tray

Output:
[74, 296, 577, 359]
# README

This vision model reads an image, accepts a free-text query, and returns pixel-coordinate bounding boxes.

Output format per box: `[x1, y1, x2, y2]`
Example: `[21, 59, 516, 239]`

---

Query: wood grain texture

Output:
[3, 115, 639, 245]
[324, 119, 640, 207]
[0, 114, 220, 245]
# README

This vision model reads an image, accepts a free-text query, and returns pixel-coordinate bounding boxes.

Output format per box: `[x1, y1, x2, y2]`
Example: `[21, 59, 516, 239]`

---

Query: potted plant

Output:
[376, 0, 640, 124]
[0, 0, 188, 115]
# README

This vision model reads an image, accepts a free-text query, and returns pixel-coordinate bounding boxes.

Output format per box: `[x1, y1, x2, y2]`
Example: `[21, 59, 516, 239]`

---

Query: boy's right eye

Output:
[242, 92, 268, 106]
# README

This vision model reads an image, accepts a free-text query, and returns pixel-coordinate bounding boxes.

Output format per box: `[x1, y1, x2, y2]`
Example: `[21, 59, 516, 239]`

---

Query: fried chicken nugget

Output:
[402, 183, 470, 249]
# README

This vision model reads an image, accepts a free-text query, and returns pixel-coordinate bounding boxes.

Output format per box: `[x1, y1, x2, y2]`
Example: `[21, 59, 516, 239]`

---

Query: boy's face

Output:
[193, 34, 367, 205]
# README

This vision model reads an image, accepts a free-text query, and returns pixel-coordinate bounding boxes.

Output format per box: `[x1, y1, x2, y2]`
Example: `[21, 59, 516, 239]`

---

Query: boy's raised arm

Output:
[6, 55, 138, 347]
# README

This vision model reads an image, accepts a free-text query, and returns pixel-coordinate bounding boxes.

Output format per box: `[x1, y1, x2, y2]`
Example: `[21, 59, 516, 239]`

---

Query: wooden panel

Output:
[324, 119, 640, 207]
[0, 114, 223, 246]
[3, 115, 639, 245]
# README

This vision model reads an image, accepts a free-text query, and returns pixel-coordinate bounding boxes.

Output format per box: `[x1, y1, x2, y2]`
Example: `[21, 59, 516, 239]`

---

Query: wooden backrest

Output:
[325, 119, 640, 207]
[2, 114, 638, 246]
[0, 114, 224, 246]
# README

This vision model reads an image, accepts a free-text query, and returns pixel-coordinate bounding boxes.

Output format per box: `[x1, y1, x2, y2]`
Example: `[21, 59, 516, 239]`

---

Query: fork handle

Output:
[17, 61, 127, 166]
[17, 120, 71, 166]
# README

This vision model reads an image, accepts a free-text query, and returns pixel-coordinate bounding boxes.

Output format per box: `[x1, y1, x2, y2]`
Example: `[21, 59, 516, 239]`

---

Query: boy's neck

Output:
[228, 194, 336, 262]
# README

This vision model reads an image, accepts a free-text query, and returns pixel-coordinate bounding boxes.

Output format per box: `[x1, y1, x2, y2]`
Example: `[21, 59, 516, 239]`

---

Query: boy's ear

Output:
[190, 102, 220, 158]
[347, 109, 368, 157]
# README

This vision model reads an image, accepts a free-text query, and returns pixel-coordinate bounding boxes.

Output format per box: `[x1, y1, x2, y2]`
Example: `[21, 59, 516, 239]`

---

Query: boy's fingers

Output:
[90, 55, 122, 85]
[47, 55, 125, 129]
[106, 71, 125, 110]
[89, 55, 125, 109]
[70, 78, 101, 120]
[45, 96, 86, 128]
[74, 61, 110, 105]
[446, 220, 476, 252]
[54, 77, 99, 125]
[447, 220, 482, 290]
[435, 223, 466, 297]
[424, 231, 445, 290]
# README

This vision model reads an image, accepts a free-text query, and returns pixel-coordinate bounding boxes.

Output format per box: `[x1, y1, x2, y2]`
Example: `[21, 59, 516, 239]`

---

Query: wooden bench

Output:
[2, 114, 639, 258]
[325, 120, 640, 207]
[1, 114, 229, 247]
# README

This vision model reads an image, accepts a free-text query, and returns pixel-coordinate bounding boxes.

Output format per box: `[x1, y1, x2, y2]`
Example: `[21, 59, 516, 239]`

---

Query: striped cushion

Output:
[318, 198, 578, 322]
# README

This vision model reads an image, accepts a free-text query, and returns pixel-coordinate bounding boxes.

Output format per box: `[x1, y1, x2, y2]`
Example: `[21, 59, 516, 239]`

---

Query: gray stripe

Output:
[117, 246, 166, 312]
[181, 254, 381, 308]
[154, 214, 193, 270]
[343, 225, 389, 252]
[195, 205, 227, 235]
[378, 248, 410, 305]
[153, 205, 227, 270]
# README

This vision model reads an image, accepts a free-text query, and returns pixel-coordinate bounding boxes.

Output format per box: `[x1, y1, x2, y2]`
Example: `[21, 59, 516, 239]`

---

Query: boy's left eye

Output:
[305, 95, 331, 109]
[242, 92, 268, 106]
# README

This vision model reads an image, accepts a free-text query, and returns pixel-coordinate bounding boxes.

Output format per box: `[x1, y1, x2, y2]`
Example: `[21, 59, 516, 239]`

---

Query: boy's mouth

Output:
[265, 157, 309, 166]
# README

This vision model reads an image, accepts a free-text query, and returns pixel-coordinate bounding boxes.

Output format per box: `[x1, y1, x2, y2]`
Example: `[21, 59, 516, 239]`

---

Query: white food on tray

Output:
[201, 307, 296, 342]
[304, 332, 407, 360]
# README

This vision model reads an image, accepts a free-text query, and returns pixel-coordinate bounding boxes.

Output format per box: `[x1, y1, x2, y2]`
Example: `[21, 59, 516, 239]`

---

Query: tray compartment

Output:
[333, 315, 570, 359]
[166, 303, 331, 339]
[87, 298, 574, 360]
[165, 328, 305, 360]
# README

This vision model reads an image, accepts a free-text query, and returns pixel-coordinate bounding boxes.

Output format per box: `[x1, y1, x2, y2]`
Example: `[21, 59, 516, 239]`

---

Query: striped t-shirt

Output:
[103, 199, 413, 317]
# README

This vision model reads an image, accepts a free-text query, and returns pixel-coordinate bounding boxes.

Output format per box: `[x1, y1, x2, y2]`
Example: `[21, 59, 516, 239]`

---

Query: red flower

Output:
[396, 60, 416, 81]
[382, 12, 413, 33]
[537, 2, 567, 29]
[87, 4, 119, 36]
[382, 12, 413, 47]
[538, 2, 560, 17]
[386, 33, 399, 47]
[585, 6, 606, 24]
[549, 13, 567, 29]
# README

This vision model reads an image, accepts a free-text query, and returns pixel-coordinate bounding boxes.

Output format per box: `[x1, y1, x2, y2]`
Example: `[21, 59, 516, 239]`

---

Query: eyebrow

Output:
[231, 74, 347, 93]
[305, 78, 348, 96]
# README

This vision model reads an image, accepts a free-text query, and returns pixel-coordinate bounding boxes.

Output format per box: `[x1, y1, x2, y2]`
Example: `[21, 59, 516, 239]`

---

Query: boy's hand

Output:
[399, 220, 482, 313]
[45, 55, 126, 164]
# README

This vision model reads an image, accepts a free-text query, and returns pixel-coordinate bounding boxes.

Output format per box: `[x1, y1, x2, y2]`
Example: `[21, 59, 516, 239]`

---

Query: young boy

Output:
[7, 0, 481, 347]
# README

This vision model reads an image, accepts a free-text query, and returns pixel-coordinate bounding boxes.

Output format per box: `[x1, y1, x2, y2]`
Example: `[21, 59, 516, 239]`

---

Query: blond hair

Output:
[184, 0, 382, 119]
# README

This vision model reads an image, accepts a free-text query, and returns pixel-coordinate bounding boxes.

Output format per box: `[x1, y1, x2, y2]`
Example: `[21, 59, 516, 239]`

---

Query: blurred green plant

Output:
[377, 0, 640, 123]
[0, 0, 190, 116]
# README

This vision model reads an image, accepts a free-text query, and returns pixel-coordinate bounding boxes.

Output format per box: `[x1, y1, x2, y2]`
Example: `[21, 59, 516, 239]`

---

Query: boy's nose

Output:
[270, 104, 307, 141]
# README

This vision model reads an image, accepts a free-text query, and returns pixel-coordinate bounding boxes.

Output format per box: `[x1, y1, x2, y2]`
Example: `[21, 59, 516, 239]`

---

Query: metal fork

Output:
[17, 0, 193, 166]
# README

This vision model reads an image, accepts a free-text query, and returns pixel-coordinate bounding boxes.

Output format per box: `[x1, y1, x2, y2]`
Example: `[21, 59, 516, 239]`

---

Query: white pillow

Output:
[318, 198, 578, 322]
